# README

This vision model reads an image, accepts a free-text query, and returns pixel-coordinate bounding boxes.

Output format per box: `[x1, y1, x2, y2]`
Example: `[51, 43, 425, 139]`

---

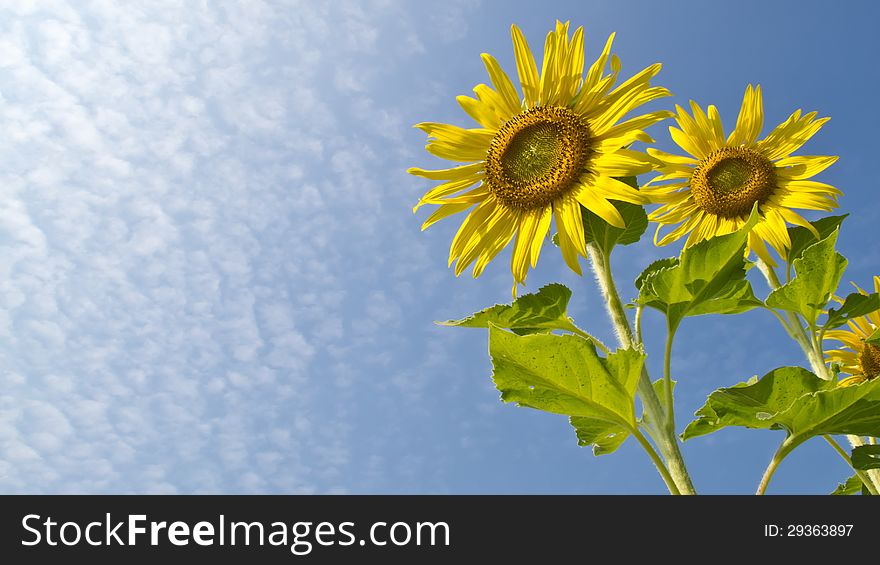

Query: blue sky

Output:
[0, 0, 877, 494]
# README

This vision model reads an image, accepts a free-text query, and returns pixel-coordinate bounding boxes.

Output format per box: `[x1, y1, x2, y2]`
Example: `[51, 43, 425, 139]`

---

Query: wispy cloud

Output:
[0, 0, 483, 493]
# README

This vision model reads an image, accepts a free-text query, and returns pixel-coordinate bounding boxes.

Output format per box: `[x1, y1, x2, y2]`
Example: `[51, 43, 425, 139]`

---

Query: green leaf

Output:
[583, 203, 648, 254]
[766, 229, 847, 327]
[634, 257, 679, 293]
[489, 325, 644, 432]
[824, 292, 880, 330]
[831, 475, 865, 495]
[636, 208, 762, 329]
[440, 283, 579, 335]
[866, 328, 880, 347]
[682, 367, 828, 439]
[851, 445, 880, 471]
[683, 367, 880, 453]
[651, 378, 675, 405]
[784, 215, 847, 264]
[569, 418, 630, 455]
[581, 176, 648, 254]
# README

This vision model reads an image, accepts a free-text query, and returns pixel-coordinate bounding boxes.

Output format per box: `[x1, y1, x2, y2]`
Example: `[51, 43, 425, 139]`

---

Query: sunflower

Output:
[409, 21, 670, 295]
[644, 85, 840, 266]
[826, 277, 880, 387]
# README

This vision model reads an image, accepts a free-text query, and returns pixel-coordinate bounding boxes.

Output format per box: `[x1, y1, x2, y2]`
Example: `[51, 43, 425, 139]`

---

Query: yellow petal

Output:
[591, 149, 654, 177]
[480, 53, 522, 117]
[449, 198, 498, 266]
[690, 101, 724, 151]
[473, 83, 515, 122]
[772, 190, 837, 211]
[420, 202, 473, 231]
[538, 30, 558, 105]
[594, 111, 672, 150]
[727, 84, 763, 146]
[418, 184, 490, 208]
[748, 223, 778, 266]
[774, 155, 839, 180]
[554, 194, 585, 274]
[686, 213, 718, 247]
[669, 126, 707, 160]
[511, 25, 540, 107]
[706, 105, 726, 147]
[776, 208, 820, 240]
[604, 63, 663, 103]
[825, 331, 864, 349]
[530, 205, 553, 267]
[644, 148, 698, 166]
[759, 111, 830, 160]
[456, 204, 515, 276]
[511, 209, 541, 284]
[414, 176, 483, 210]
[425, 140, 488, 162]
[574, 186, 625, 228]
[408, 162, 485, 181]
[761, 208, 792, 253]
[653, 212, 704, 246]
[456, 95, 502, 129]
[563, 26, 585, 97]
[589, 174, 649, 204]
[650, 200, 700, 224]
[837, 375, 867, 388]
[415, 122, 495, 145]
[777, 179, 842, 196]
[584, 33, 615, 93]
[589, 83, 670, 135]
[472, 209, 519, 278]
[672, 103, 713, 158]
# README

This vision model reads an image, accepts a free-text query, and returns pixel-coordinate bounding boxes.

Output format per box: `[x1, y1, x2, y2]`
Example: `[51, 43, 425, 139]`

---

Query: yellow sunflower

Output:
[826, 276, 880, 387]
[644, 85, 840, 266]
[409, 21, 670, 295]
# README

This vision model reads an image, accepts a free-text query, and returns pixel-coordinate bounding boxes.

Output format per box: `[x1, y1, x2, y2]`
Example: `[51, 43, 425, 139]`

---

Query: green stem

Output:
[757, 257, 880, 491]
[824, 434, 851, 462]
[587, 244, 635, 349]
[631, 427, 680, 495]
[568, 325, 611, 355]
[635, 305, 645, 346]
[823, 435, 880, 495]
[756, 438, 795, 495]
[765, 306, 795, 335]
[663, 325, 677, 434]
[817, 326, 828, 354]
[846, 435, 880, 489]
[756, 258, 829, 379]
[586, 242, 697, 495]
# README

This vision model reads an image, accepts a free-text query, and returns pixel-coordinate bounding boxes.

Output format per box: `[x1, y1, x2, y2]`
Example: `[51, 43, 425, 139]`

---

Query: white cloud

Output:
[0, 0, 485, 494]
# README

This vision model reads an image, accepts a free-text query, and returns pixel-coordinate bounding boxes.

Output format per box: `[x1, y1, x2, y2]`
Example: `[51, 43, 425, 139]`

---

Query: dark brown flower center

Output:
[485, 106, 592, 210]
[691, 146, 777, 218]
[859, 342, 880, 379]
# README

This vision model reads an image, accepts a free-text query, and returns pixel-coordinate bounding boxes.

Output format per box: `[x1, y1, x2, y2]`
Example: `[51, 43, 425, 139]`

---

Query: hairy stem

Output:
[587, 242, 697, 495]
[631, 428, 680, 495]
[663, 326, 677, 435]
[757, 439, 794, 495]
[823, 435, 880, 495]
[635, 305, 645, 346]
